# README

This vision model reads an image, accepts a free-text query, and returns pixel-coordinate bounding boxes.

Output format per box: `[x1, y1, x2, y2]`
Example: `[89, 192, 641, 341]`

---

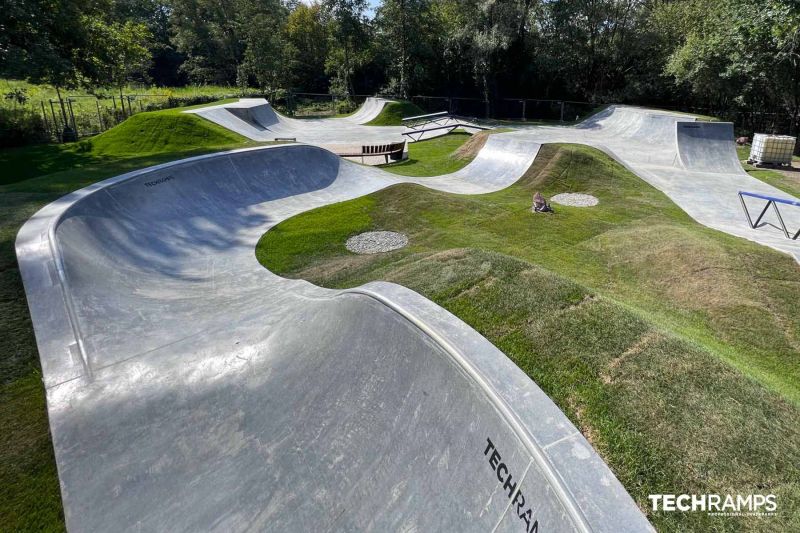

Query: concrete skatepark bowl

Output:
[16, 135, 654, 532]
[20, 102, 796, 532]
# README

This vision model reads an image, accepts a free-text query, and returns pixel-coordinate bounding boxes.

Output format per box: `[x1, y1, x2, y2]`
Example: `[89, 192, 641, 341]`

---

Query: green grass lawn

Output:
[380, 131, 476, 176]
[0, 104, 257, 531]
[0, 100, 247, 185]
[258, 141, 800, 532]
[365, 100, 425, 126]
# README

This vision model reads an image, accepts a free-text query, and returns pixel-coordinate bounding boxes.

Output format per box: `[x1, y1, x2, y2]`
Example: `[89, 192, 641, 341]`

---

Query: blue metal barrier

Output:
[739, 191, 800, 240]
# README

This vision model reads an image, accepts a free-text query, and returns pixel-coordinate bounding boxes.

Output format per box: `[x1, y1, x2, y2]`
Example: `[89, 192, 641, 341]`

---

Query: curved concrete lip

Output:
[16, 134, 652, 532]
[508, 105, 800, 262]
[188, 97, 488, 155]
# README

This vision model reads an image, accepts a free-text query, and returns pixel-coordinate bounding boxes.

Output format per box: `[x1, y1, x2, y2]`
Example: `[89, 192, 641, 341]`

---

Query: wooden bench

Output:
[339, 141, 406, 164]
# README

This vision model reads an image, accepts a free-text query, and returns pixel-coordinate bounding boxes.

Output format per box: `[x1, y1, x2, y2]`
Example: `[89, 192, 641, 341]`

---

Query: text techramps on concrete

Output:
[508, 105, 800, 262]
[16, 134, 653, 532]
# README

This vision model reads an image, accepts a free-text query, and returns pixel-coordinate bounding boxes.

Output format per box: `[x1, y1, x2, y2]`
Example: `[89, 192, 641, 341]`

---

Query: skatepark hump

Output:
[510, 105, 800, 262]
[189, 97, 486, 157]
[187, 97, 407, 146]
[16, 135, 653, 532]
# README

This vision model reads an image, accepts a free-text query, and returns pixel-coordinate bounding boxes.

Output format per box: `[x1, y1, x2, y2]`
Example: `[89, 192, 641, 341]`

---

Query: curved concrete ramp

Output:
[17, 136, 652, 532]
[189, 98, 479, 152]
[510, 106, 800, 262]
[188, 98, 406, 146]
[346, 96, 397, 124]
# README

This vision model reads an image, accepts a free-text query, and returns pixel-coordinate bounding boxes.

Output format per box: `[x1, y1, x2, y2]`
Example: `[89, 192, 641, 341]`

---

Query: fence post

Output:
[49, 100, 59, 131]
[521, 100, 526, 121]
[95, 99, 104, 131]
[40, 101, 50, 137]
[560, 101, 565, 123]
[68, 99, 78, 136]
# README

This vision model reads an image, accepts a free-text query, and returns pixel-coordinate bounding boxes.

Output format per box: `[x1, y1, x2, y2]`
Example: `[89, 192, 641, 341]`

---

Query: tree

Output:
[375, 0, 432, 98]
[83, 18, 152, 103]
[236, 0, 289, 90]
[0, 0, 151, 132]
[170, 0, 243, 84]
[322, 0, 369, 97]
[285, 2, 330, 91]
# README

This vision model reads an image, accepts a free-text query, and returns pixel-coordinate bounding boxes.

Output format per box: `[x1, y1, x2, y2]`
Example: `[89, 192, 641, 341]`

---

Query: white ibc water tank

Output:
[748, 133, 796, 165]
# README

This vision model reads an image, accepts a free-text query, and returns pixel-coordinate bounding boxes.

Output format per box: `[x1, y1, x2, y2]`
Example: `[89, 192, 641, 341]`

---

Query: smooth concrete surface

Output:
[508, 106, 800, 261]
[188, 98, 486, 154]
[187, 97, 406, 146]
[16, 135, 653, 532]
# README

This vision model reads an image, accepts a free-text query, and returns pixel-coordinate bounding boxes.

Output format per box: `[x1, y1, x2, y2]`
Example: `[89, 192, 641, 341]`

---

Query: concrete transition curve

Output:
[508, 105, 800, 262]
[16, 134, 653, 532]
[188, 97, 484, 155]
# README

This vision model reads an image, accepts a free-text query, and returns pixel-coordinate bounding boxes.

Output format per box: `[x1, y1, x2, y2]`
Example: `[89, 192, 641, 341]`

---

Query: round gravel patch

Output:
[346, 231, 409, 254]
[551, 193, 599, 207]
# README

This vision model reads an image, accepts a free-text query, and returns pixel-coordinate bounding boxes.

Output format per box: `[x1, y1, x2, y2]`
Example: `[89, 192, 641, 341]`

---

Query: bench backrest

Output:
[362, 141, 405, 155]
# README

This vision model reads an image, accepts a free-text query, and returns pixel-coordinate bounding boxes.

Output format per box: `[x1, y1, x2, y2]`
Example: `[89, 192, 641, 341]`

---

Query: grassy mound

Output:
[0, 102, 249, 185]
[365, 100, 425, 126]
[257, 143, 800, 532]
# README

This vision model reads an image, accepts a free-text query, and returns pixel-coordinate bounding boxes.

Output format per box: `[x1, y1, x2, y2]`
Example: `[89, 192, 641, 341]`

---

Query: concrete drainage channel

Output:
[346, 231, 409, 254]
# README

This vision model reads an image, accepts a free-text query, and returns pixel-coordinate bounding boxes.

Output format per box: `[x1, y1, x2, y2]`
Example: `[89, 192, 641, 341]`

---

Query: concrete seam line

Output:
[343, 286, 594, 533]
[491, 460, 533, 532]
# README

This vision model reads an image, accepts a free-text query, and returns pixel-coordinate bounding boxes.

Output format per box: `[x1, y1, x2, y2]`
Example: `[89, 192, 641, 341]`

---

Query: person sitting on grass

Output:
[533, 192, 553, 213]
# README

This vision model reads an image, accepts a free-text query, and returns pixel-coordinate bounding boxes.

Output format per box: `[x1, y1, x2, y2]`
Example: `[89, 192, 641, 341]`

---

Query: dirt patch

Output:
[602, 331, 663, 384]
[452, 131, 492, 160]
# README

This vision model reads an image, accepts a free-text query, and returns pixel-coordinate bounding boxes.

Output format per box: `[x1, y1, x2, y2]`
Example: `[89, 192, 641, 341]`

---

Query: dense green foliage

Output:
[3, 1, 799, 121]
[258, 143, 800, 532]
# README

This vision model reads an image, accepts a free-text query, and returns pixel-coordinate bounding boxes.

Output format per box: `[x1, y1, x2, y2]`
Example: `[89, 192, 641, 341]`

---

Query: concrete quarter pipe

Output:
[189, 97, 485, 152]
[16, 135, 653, 532]
[509, 106, 800, 262]
[187, 97, 407, 146]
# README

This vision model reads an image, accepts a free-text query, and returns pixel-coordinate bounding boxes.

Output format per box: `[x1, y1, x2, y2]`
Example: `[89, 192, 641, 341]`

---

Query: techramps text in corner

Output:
[16, 135, 653, 532]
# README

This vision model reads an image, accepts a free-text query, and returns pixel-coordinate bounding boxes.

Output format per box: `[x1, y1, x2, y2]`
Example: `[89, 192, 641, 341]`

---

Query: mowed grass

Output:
[0, 104, 255, 531]
[379, 131, 476, 176]
[365, 100, 425, 126]
[0, 100, 246, 185]
[258, 142, 800, 532]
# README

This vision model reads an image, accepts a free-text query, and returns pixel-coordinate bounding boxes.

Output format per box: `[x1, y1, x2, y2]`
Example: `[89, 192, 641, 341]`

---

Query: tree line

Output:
[2, 0, 800, 122]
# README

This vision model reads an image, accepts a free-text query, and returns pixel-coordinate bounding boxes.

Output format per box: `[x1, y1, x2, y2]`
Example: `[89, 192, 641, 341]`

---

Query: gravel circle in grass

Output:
[551, 193, 599, 207]
[346, 231, 409, 254]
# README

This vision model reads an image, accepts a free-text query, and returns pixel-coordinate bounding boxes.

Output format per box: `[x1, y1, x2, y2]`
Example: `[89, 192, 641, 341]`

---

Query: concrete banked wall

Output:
[189, 97, 482, 149]
[510, 106, 800, 262]
[17, 136, 652, 532]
